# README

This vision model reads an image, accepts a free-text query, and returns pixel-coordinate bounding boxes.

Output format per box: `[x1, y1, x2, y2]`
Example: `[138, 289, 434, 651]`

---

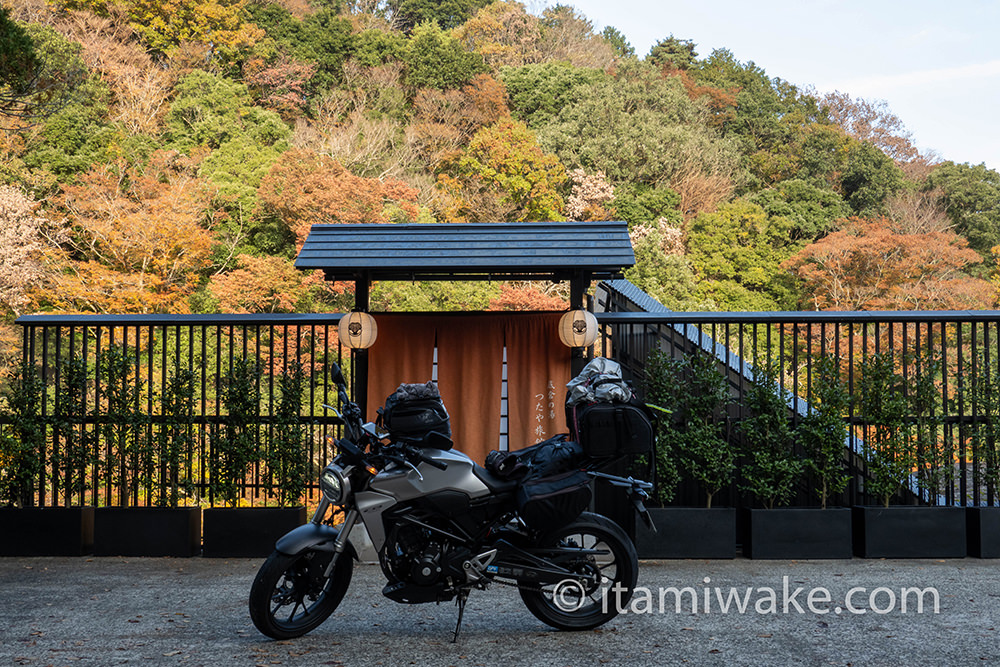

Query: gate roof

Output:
[294, 222, 635, 282]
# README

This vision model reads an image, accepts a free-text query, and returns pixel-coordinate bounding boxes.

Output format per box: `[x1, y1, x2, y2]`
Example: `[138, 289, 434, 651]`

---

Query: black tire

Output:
[519, 512, 638, 631]
[249, 548, 353, 640]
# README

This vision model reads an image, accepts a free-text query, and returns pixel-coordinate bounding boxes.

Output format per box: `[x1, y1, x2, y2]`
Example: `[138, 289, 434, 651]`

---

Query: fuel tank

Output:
[368, 448, 490, 501]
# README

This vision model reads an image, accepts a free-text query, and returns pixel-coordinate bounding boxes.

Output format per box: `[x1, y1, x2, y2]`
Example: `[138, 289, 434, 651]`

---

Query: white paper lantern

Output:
[558, 309, 598, 348]
[338, 311, 378, 349]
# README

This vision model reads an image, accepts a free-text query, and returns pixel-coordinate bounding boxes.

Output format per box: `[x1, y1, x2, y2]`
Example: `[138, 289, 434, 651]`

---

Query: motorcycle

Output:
[249, 363, 654, 641]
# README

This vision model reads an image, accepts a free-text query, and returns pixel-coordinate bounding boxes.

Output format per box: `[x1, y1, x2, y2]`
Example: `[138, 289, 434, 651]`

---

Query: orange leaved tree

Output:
[783, 216, 993, 311]
[256, 149, 419, 250]
[42, 151, 215, 314]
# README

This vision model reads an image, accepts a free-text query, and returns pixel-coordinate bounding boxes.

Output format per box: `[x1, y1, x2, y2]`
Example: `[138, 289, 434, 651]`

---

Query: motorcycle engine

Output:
[384, 524, 448, 586]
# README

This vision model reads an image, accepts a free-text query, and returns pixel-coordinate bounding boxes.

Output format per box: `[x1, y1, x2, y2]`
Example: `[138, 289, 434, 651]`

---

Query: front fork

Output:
[312, 497, 360, 578]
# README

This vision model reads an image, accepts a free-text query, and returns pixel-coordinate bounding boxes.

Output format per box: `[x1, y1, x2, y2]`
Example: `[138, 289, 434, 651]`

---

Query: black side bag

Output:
[516, 469, 592, 530]
[569, 399, 654, 458]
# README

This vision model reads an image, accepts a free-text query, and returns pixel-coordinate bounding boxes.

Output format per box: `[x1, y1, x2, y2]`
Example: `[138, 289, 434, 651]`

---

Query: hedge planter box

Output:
[967, 507, 1000, 558]
[635, 508, 736, 559]
[202, 507, 306, 558]
[853, 506, 966, 558]
[94, 507, 201, 557]
[745, 508, 852, 560]
[0, 507, 94, 556]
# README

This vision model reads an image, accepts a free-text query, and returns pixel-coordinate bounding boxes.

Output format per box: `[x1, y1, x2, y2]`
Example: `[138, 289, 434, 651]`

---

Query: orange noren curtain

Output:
[436, 316, 505, 464]
[505, 312, 571, 451]
[365, 314, 437, 421]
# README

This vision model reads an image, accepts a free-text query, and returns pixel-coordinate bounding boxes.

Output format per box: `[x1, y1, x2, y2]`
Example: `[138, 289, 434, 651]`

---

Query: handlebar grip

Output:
[419, 452, 448, 471]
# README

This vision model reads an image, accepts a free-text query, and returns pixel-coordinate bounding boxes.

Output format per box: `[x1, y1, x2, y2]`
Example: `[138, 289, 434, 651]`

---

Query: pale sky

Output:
[542, 0, 1000, 172]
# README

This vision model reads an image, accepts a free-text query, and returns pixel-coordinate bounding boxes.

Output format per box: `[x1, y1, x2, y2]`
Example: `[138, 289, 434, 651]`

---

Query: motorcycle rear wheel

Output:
[249, 548, 353, 639]
[519, 512, 638, 631]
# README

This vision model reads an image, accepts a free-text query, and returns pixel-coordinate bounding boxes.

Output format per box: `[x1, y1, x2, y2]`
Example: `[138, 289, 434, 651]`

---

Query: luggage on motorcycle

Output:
[568, 400, 654, 457]
[565, 359, 654, 458]
[379, 381, 452, 446]
[516, 469, 592, 530]
[484, 434, 583, 481]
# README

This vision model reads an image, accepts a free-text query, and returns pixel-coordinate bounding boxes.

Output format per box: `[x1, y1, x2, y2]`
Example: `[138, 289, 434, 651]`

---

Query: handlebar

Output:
[416, 449, 448, 471]
[399, 444, 447, 471]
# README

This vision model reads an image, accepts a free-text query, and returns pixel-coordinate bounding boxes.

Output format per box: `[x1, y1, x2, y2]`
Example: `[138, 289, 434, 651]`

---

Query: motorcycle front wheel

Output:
[249, 548, 353, 639]
[519, 512, 638, 631]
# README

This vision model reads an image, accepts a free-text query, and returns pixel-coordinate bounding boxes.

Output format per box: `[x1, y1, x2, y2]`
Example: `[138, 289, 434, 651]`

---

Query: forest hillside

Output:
[3, 0, 1000, 371]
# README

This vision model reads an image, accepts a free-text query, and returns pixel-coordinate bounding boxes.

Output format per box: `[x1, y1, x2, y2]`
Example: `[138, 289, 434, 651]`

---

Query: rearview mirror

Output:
[328, 362, 346, 387]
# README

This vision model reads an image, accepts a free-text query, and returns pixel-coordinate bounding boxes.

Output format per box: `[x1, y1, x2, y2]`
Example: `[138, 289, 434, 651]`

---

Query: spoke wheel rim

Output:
[268, 554, 330, 629]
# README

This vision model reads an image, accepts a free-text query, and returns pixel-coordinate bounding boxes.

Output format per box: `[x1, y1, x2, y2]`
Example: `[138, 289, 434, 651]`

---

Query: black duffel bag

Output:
[516, 469, 592, 530]
[485, 434, 583, 481]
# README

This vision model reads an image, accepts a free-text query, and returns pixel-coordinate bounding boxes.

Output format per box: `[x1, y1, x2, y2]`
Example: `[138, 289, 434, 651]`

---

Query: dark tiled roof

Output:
[295, 222, 635, 281]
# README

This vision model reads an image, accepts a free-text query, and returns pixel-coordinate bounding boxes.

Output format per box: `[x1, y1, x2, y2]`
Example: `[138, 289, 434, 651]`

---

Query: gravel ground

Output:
[1, 556, 998, 666]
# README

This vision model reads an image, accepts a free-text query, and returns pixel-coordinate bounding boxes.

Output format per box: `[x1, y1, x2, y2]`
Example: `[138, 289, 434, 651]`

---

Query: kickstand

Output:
[451, 589, 469, 643]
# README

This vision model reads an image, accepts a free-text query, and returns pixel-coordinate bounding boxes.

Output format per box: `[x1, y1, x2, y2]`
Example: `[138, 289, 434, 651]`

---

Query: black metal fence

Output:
[596, 284, 1000, 509]
[2, 314, 347, 508]
[8, 303, 1000, 511]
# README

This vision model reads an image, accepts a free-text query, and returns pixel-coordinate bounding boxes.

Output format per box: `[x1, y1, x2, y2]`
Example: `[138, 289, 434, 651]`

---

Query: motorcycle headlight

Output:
[320, 465, 350, 503]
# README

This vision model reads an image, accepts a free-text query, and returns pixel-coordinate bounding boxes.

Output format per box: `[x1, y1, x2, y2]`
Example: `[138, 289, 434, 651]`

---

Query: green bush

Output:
[738, 361, 803, 509]
[98, 345, 152, 507]
[267, 365, 308, 508]
[210, 358, 261, 507]
[0, 362, 45, 507]
[159, 366, 197, 508]
[796, 354, 850, 509]
[644, 349, 735, 507]
[52, 357, 94, 506]
[854, 352, 912, 507]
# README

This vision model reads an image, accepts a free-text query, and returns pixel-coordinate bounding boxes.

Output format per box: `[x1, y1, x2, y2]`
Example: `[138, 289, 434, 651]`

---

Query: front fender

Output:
[275, 523, 359, 561]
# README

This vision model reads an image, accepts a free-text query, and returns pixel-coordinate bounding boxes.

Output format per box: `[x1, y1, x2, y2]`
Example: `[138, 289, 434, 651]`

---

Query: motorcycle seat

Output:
[472, 464, 519, 495]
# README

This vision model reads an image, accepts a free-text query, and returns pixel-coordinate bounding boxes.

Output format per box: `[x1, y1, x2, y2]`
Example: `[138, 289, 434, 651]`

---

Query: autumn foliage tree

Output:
[257, 148, 419, 248]
[52, 0, 264, 57]
[0, 186, 47, 317]
[487, 283, 568, 311]
[409, 72, 508, 166]
[436, 118, 566, 222]
[783, 217, 993, 311]
[41, 150, 215, 313]
[455, 0, 543, 68]
[207, 254, 331, 313]
[819, 90, 920, 164]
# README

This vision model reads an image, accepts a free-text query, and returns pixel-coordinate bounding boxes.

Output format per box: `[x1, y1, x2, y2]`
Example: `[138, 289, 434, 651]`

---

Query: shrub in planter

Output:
[158, 367, 198, 509]
[968, 358, 1000, 557]
[0, 361, 45, 509]
[209, 357, 261, 508]
[737, 361, 853, 559]
[739, 361, 803, 511]
[203, 358, 290, 558]
[645, 350, 736, 509]
[740, 354, 854, 560]
[909, 354, 948, 504]
[266, 365, 308, 509]
[93, 354, 201, 556]
[97, 344, 153, 508]
[852, 352, 965, 558]
[51, 357, 95, 507]
[854, 352, 914, 508]
[637, 350, 736, 558]
[0, 362, 95, 556]
[797, 354, 851, 510]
